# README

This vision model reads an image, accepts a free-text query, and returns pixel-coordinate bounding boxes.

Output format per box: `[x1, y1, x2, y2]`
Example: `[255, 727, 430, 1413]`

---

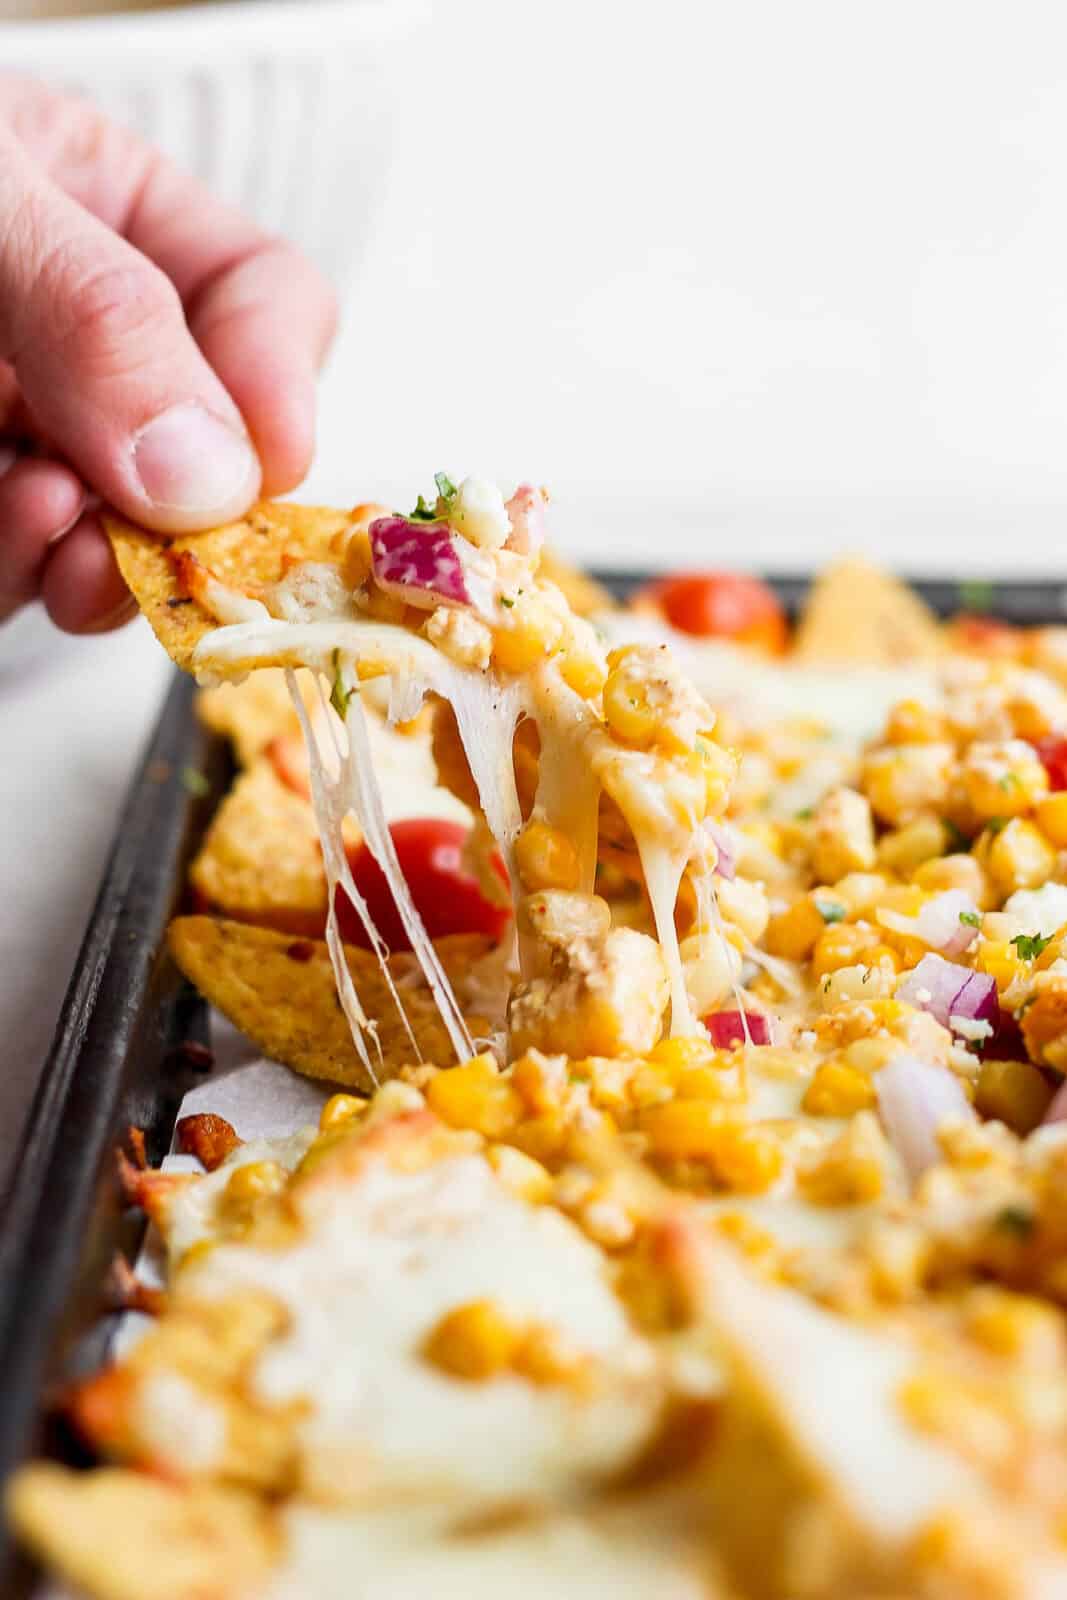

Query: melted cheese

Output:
[185, 1152, 660, 1503]
[262, 1492, 712, 1600]
[194, 601, 722, 1056]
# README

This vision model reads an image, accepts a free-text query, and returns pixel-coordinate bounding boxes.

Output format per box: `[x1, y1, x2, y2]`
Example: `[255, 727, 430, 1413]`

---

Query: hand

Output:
[0, 75, 338, 633]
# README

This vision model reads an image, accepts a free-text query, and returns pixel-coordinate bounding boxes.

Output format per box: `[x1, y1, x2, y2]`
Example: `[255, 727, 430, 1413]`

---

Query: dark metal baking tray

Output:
[2, 571, 1065, 1593]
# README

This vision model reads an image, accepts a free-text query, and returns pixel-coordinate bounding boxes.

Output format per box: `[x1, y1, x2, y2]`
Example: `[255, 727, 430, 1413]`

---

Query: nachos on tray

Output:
[13, 473, 1067, 1599]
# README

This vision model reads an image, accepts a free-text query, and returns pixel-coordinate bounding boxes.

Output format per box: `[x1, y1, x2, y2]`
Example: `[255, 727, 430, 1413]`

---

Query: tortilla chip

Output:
[539, 547, 616, 616]
[168, 916, 493, 1090]
[189, 757, 334, 936]
[196, 668, 320, 766]
[792, 558, 943, 664]
[6, 1464, 275, 1600]
[105, 502, 351, 672]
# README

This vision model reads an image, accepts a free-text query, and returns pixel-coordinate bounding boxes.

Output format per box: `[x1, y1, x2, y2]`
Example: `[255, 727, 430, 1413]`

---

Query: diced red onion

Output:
[896, 953, 999, 1032]
[1043, 1077, 1067, 1126]
[704, 819, 737, 881]
[704, 1009, 772, 1048]
[876, 1055, 976, 1181]
[369, 516, 470, 610]
[504, 484, 548, 555]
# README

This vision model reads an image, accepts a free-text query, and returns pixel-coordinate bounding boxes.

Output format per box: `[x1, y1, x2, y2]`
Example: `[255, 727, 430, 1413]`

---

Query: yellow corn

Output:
[877, 817, 949, 874]
[912, 852, 992, 907]
[423, 1299, 520, 1381]
[699, 739, 737, 815]
[965, 1286, 1064, 1363]
[226, 1160, 287, 1206]
[976, 939, 1025, 992]
[492, 595, 564, 674]
[811, 921, 881, 979]
[975, 1056, 1054, 1134]
[511, 1049, 567, 1114]
[960, 739, 1049, 821]
[425, 1059, 521, 1138]
[884, 699, 948, 745]
[515, 820, 580, 892]
[802, 1061, 877, 1117]
[641, 1104, 782, 1191]
[1035, 792, 1067, 849]
[861, 743, 954, 827]
[513, 1325, 584, 1388]
[602, 658, 660, 747]
[318, 1093, 364, 1133]
[982, 818, 1056, 895]
[765, 895, 827, 960]
[647, 1036, 716, 1074]
[485, 1144, 553, 1203]
[558, 641, 607, 699]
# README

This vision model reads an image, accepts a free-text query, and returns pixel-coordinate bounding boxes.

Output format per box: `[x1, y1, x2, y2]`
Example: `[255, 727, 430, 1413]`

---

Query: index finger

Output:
[3, 74, 338, 495]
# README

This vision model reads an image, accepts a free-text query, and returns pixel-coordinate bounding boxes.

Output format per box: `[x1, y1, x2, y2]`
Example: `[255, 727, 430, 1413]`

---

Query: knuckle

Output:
[42, 251, 183, 376]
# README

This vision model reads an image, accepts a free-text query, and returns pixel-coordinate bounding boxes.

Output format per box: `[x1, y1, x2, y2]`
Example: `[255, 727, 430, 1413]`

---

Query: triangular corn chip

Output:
[793, 558, 943, 664]
[105, 502, 350, 671]
[167, 917, 493, 1090]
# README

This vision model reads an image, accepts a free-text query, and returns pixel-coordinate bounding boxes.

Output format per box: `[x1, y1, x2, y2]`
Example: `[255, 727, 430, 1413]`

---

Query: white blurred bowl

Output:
[1, 0, 419, 288]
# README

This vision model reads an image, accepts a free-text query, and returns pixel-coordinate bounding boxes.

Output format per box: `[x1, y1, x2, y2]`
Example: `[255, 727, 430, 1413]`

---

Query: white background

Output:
[307, 0, 1067, 573]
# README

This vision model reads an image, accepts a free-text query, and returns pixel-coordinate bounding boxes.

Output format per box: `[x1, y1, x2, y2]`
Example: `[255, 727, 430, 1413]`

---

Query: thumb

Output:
[0, 136, 261, 533]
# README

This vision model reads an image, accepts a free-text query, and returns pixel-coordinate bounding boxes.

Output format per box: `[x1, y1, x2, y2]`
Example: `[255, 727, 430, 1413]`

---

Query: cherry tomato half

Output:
[639, 572, 788, 652]
[338, 819, 511, 951]
[946, 615, 1021, 660]
[1035, 734, 1067, 792]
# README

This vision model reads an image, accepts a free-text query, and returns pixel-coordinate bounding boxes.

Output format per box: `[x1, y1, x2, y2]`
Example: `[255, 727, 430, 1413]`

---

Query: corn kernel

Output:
[885, 699, 948, 745]
[811, 787, 876, 882]
[425, 1061, 520, 1138]
[965, 1286, 1064, 1364]
[983, 817, 1056, 895]
[960, 738, 1049, 822]
[976, 939, 1025, 992]
[515, 820, 580, 892]
[861, 743, 954, 827]
[641, 1105, 782, 1191]
[975, 1056, 1054, 1134]
[423, 1299, 521, 1380]
[602, 664, 659, 747]
[802, 1061, 877, 1117]
[647, 1036, 716, 1074]
[558, 644, 607, 699]
[765, 895, 827, 960]
[877, 817, 949, 875]
[811, 921, 881, 979]
[511, 1049, 567, 1114]
[318, 1093, 364, 1133]
[485, 1144, 553, 1203]
[225, 1160, 287, 1206]
[912, 852, 992, 907]
[492, 595, 564, 674]
[1036, 792, 1067, 849]
[513, 1325, 585, 1388]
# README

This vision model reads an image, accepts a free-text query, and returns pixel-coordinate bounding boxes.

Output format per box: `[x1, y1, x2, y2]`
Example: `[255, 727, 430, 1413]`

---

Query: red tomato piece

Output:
[637, 572, 788, 652]
[1035, 734, 1067, 792]
[337, 819, 511, 951]
[703, 1010, 772, 1048]
[947, 615, 1021, 660]
[267, 733, 311, 799]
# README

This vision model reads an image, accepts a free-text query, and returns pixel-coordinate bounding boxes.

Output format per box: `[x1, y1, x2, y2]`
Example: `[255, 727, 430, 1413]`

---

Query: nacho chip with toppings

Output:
[167, 916, 494, 1089]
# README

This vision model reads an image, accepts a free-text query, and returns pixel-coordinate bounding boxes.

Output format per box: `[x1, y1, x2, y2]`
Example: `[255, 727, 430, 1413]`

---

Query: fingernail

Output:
[133, 403, 259, 519]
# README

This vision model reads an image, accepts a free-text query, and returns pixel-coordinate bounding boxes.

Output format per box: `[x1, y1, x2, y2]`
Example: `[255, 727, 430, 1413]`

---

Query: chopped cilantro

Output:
[986, 816, 1009, 835]
[814, 899, 847, 923]
[500, 595, 516, 609]
[959, 579, 994, 614]
[434, 471, 458, 506]
[794, 806, 814, 821]
[994, 1206, 1034, 1238]
[959, 910, 981, 928]
[330, 649, 352, 720]
[180, 765, 210, 798]
[1012, 932, 1051, 961]
[999, 773, 1021, 792]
